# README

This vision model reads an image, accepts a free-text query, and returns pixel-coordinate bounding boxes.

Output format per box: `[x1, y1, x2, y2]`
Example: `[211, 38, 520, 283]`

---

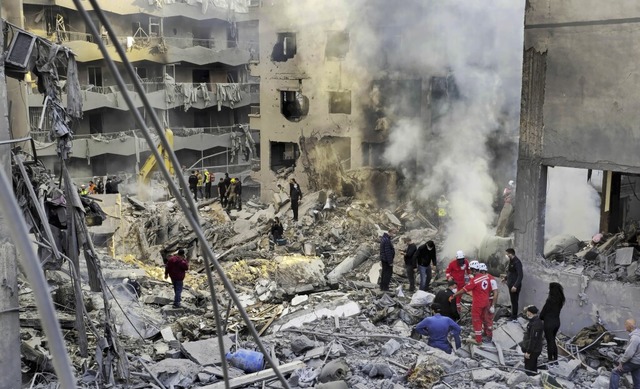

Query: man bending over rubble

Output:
[414, 303, 461, 354]
[165, 249, 189, 308]
[609, 318, 640, 389]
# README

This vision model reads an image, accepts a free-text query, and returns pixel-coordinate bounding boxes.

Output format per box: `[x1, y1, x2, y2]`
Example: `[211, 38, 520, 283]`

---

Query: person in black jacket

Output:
[401, 237, 417, 292]
[414, 240, 437, 291]
[433, 280, 460, 321]
[188, 171, 198, 200]
[521, 305, 544, 376]
[540, 282, 565, 362]
[289, 178, 303, 222]
[502, 248, 523, 321]
[379, 230, 395, 291]
[270, 217, 284, 242]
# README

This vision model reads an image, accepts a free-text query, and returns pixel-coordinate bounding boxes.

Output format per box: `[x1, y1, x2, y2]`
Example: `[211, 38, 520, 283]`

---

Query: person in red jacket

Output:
[445, 250, 471, 312]
[165, 249, 189, 308]
[450, 261, 492, 344]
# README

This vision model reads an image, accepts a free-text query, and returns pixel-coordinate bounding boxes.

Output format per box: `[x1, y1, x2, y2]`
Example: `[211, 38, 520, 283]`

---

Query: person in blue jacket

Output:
[415, 303, 461, 354]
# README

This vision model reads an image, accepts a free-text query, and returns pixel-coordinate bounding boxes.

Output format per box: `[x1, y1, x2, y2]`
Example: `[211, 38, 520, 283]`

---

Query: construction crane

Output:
[138, 128, 175, 186]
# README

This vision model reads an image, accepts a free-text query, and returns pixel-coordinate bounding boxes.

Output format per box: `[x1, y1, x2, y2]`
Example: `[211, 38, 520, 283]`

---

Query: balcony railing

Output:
[78, 82, 259, 95]
[30, 124, 253, 143]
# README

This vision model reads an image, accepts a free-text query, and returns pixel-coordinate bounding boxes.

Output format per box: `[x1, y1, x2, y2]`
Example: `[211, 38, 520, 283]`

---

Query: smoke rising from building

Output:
[545, 167, 601, 241]
[276, 1, 525, 256]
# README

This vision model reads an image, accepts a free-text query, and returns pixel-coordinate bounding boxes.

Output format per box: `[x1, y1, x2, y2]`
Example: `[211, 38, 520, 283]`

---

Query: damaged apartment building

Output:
[516, 0, 640, 334]
[19, 0, 260, 195]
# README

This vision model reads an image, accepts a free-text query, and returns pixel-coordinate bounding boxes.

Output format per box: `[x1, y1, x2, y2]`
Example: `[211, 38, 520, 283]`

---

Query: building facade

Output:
[21, 0, 260, 192]
[516, 0, 640, 333]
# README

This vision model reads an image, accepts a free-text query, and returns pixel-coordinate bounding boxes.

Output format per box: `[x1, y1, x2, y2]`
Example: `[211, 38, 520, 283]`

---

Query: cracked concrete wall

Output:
[518, 260, 640, 335]
[525, 0, 640, 173]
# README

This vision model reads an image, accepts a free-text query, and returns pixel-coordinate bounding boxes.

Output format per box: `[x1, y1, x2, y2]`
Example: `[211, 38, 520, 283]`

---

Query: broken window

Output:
[270, 141, 299, 172]
[325, 31, 349, 59]
[280, 90, 309, 122]
[430, 74, 459, 122]
[329, 91, 351, 114]
[271, 32, 297, 62]
[362, 142, 387, 168]
[88, 66, 103, 87]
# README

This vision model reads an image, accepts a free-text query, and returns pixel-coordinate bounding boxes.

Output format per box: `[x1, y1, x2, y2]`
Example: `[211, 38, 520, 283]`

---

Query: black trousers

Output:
[524, 352, 540, 376]
[509, 287, 521, 319]
[205, 183, 212, 198]
[291, 199, 299, 221]
[404, 265, 416, 291]
[380, 262, 393, 291]
[190, 186, 198, 200]
[544, 321, 560, 361]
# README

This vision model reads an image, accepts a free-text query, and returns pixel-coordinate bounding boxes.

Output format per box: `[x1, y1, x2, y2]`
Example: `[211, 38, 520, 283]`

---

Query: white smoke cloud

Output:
[545, 167, 601, 240]
[274, 1, 525, 257]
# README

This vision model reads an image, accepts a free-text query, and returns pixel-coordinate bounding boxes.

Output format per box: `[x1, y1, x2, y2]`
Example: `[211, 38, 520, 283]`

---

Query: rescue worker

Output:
[521, 305, 544, 376]
[164, 249, 189, 308]
[379, 230, 395, 291]
[445, 250, 470, 312]
[88, 181, 97, 195]
[414, 303, 461, 354]
[196, 170, 204, 199]
[401, 237, 417, 292]
[433, 280, 460, 321]
[502, 248, 523, 322]
[79, 184, 88, 196]
[204, 169, 212, 199]
[217, 177, 227, 206]
[479, 263, 498, 342]
[234, 177, 242, 210]
[225, 178, 238, 212]
[124, 272, 142, 300]
[449, 261, 491, 345]
[188, 171, 198, 200]
[414, 240, 437, 291]
[609, 318, 640, 389]
[290, 178, 303, 222]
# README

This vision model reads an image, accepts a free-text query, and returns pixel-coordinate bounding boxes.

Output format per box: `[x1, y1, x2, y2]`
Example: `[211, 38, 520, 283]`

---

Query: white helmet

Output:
[469, 260, 480, 270]
[456, 250, 465, 259]
[478, 263, 488, 272]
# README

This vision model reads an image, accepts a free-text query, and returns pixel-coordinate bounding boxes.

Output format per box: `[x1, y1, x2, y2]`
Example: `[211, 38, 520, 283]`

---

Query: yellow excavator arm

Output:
[138, 129, 175, 185]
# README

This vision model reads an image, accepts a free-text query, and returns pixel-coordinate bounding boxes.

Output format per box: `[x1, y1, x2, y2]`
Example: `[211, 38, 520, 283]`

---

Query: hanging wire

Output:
[71, 0, 292, 388]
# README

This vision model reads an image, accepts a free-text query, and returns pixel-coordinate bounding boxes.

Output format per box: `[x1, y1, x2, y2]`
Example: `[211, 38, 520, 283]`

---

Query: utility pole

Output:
[0, 1, 24, 386]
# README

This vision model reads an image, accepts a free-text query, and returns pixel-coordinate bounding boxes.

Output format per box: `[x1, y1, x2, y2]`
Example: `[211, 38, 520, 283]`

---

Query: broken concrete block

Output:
[291, 294, 308, 306]
[385, 210, 402, 226]
[506, 371, 528, 386]
[272, 298, 361, 333]
[381, 339, 401, 357]
[326, 244, 372, 283]
[392, 320, 412, 337]
[153, 342, 169, 357]
[143, 291, 173, 306]
[369, 262, 381, 284]
[165, 348, 182, 359]
[548, 359, 581, 379]
[147, 358, 200, 388]
[197, 372, 213, 383]
[315, 381, 348, 389]
[180, 336, 233, 366]
[319, 359, 350, 383]
[472, 369, 497, 383]
[161, 327, 177, 342]
[483, 382, 508, 389]
[615, 247, 636, 265]
[290, 335, 316, 354]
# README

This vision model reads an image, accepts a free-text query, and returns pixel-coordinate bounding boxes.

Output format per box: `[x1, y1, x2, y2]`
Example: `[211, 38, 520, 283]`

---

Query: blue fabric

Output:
[172, 279, 184, 307]
[415, 313, 461, 353]
[609, 361, 640, 389]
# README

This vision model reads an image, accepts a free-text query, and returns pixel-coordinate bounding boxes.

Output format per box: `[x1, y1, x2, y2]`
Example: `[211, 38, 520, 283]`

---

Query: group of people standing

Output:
[187, 170, 243, 211]
[79, 176, 122, 196]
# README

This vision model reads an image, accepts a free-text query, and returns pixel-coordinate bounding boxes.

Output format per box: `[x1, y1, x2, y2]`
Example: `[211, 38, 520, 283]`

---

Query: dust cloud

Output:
[275, 0, 525, 257]
[545, 167, 601, 241]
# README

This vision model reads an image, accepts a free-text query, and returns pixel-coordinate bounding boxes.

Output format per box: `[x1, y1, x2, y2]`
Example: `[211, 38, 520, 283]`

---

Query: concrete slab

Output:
[548, 359, 581, 379]
[160, 326, 177, 342]
[272, 299, 361, 333]
[491, 327, 517, 350]
[147, 358, 201, 388]
[181, 336, 233, 366]
[472, 369, 496, 383]
[369, 262, 381, 284]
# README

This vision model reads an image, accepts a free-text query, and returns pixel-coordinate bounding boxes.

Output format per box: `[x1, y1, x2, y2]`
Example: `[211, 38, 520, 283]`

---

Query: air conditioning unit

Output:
[6, 30, 37, 70]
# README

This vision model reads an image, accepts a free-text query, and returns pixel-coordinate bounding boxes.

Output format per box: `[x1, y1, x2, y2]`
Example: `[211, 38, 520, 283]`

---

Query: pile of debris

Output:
[19, 188, 631, 388]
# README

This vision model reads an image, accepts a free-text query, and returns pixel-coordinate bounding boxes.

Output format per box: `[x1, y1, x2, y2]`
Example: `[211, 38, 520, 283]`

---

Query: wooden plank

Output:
[199, 361, 305, 389]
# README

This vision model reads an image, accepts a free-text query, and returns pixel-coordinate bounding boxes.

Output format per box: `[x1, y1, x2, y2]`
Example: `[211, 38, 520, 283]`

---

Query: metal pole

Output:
[0, 14, 23, 389]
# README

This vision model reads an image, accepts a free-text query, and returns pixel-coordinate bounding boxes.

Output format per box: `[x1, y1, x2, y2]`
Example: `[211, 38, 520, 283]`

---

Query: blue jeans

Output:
[418, 265, 432, 291]
[172, 279, 184, 307]
[610, 361, 640, 389]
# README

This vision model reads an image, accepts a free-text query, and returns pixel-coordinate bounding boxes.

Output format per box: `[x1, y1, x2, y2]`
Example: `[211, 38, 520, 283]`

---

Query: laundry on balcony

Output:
[199, 83, 211, 105]
[215, 83, 242, 111]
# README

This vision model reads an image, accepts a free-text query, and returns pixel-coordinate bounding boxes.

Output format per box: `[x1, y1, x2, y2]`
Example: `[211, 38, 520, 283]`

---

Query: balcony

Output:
[30, 125, 260, 159]
[28, 82, 260, 112]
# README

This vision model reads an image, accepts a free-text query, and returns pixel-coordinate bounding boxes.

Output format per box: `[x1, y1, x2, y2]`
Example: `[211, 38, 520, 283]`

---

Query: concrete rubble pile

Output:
[20, 189, 626, 388]
[543, 229, 640, 282]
